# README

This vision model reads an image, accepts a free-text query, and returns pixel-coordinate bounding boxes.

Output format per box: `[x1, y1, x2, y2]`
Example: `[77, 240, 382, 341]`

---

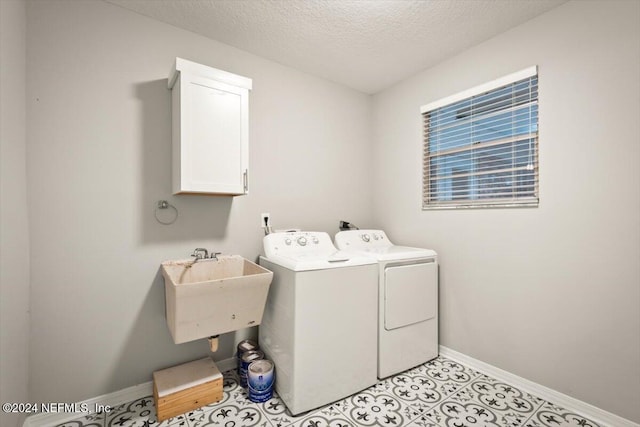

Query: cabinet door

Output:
[179, 74, 248, 195]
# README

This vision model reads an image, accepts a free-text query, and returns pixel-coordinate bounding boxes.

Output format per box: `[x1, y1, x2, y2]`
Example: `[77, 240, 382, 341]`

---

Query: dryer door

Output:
[384, 260, 437, 330]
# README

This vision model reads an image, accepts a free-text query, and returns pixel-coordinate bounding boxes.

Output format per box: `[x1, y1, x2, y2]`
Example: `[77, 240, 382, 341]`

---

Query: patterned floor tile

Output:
[105, 396, 187, 427]
[289, 405, 356, 427]
[413, 357, 481, 398]
[54, 411, 105, 427]
[289, 415, 355, 427]
[186, 404, 267, 427]
[425, 357, 481, 382]
[255, 394, 307, 427]
[220, 369, 244, 404]
[106, 397, 154, 427]
[403, 412, 440, 427]
[523, 402, 603, 427]
[422, 400, 502, 427]
[430, 378, 545, 427]
[337, 390, 422, 426]
[363, 379, 393, 395]
[226, 379, 256, 408]
[385, 370, 445, 412]
[53, 359, 606, 427]
[471, 379, 544, 415]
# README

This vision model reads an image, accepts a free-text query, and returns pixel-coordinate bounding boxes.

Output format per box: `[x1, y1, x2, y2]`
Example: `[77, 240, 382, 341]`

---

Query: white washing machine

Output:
[335, 229, 438, 379]
[259, 231, 378, 415]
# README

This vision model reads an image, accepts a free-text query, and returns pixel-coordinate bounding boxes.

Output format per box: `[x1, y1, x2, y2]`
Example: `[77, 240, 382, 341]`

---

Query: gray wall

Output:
[13, 0, 640, 424]
[0, 0, 31, 426]
[26, 0, 372, 403]
[371, 0, 639, 422]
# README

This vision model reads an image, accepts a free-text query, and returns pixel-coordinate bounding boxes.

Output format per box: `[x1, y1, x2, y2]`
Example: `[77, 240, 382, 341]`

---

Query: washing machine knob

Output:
[297, 236, 307, 246]
[312, 236, 319, 244]
[361, 234, 371, 242]
[285, 238, 292, 245]
[373, 234, 379, 240]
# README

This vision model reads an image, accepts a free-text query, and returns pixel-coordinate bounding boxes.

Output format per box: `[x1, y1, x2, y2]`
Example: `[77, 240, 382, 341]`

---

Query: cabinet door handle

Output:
[243, 169, 248, 193]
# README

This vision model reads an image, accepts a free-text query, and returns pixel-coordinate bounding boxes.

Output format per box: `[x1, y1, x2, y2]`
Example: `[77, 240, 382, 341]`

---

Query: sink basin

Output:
[161, 255, 273, 344]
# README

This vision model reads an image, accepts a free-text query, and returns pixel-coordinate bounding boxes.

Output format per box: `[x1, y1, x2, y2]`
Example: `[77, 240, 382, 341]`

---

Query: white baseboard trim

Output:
[22, 357, 237, 427]
[21, 382, 153, 427]
[439, 345, 639, 427]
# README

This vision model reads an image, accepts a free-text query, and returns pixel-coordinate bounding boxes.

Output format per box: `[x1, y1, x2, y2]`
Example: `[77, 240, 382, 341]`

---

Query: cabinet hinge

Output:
[243, 169, 248, 193]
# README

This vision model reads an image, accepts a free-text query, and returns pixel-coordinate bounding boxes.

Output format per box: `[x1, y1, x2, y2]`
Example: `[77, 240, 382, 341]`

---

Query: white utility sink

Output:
[161, 255, 273, 344]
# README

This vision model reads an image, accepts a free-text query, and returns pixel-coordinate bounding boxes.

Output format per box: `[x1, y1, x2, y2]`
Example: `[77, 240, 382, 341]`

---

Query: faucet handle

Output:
[211, 252, 222, 260]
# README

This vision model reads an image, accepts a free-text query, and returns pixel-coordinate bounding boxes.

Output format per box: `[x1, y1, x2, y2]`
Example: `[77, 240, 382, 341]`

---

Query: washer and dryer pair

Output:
[259, 230, 437, 415]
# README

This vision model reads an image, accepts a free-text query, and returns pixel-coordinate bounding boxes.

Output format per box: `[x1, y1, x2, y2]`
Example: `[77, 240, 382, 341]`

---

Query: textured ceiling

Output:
[105, 0, 567, 94]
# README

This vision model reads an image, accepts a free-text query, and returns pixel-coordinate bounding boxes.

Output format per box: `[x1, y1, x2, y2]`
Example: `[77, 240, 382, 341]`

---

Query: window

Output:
[421, 67, 539, 209]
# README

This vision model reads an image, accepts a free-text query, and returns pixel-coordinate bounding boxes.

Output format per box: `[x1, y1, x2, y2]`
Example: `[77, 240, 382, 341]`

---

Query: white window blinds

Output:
[421, 67, 539, 209]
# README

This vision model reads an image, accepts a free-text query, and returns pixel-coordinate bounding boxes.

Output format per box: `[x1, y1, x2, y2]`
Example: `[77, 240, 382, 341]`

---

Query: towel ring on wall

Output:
[155, 200, 178, 225]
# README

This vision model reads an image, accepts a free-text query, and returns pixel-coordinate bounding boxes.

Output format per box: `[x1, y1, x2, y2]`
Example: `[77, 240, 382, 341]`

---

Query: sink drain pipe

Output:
[208, 335, 220, 352]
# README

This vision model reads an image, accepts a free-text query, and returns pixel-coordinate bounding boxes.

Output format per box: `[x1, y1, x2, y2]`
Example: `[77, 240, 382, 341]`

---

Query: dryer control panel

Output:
[334, 229, 392, 250]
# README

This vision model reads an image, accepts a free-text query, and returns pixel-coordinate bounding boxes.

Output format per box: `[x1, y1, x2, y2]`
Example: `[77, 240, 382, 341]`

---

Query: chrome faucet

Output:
[191, 248, 222, 261]
[192, 248, 208, 260]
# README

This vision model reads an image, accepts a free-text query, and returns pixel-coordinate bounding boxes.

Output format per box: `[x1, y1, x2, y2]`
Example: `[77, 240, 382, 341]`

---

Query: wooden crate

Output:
[153, 357, 223, 421]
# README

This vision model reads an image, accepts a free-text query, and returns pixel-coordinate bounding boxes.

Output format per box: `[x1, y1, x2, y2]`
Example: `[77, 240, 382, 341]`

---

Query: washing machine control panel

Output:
[335, 229, 392, 250]
[263, 231, 337, 259]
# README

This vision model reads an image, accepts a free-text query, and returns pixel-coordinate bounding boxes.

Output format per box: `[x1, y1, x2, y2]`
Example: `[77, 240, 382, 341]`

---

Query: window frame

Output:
[420, 66, 539, 210]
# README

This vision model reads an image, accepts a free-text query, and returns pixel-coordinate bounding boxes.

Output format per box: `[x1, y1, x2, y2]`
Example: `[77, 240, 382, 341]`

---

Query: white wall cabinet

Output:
[168, 58, 252, 195]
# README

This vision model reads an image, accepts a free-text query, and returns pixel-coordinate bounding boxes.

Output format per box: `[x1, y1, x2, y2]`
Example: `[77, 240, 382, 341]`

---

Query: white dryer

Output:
[335, 229, 438, 379]
[259, 231, 378, 415]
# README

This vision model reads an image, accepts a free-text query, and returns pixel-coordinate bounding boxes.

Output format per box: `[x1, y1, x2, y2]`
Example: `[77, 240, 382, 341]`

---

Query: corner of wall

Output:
[0, 0, 31, 426]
